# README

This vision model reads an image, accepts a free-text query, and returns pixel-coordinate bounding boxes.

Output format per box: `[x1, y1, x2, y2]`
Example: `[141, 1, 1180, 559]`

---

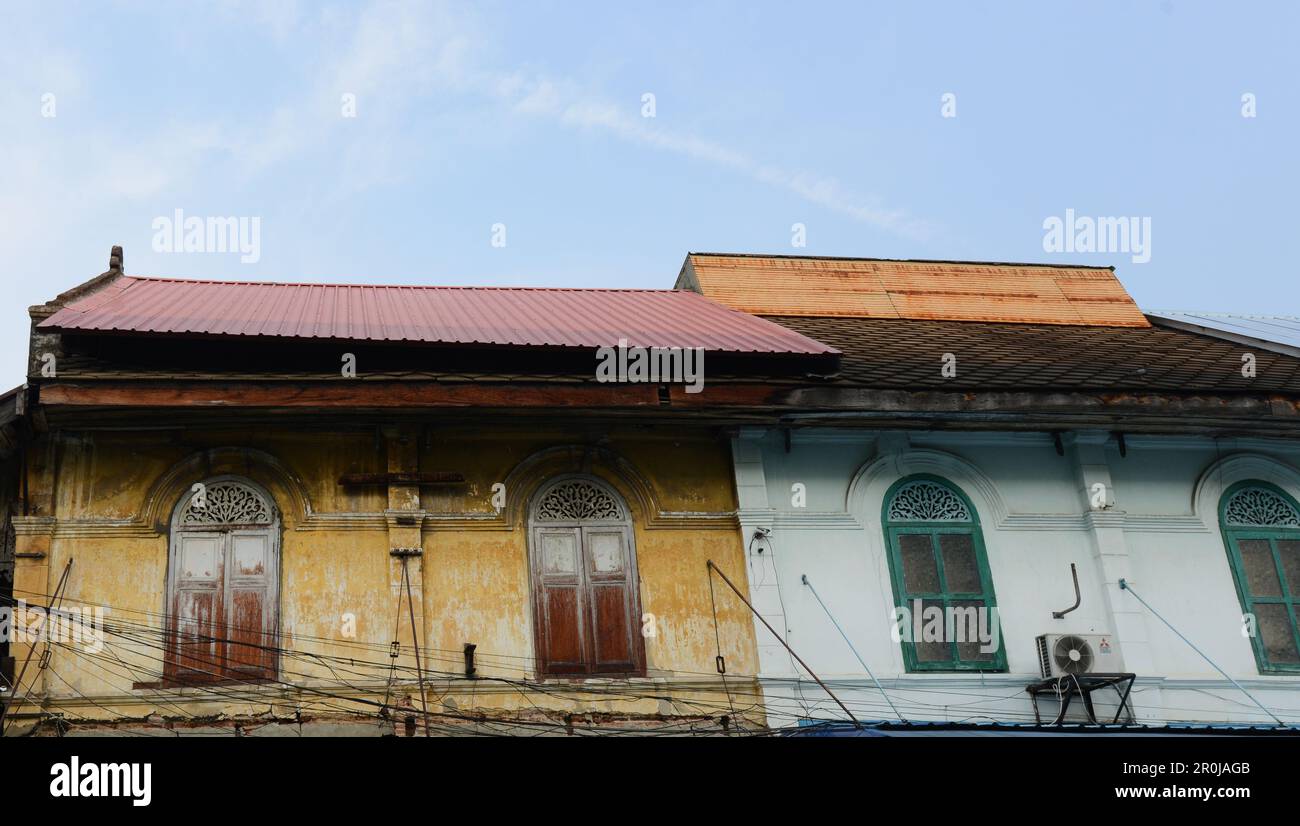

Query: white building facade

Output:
[733, 428, 1300, 727]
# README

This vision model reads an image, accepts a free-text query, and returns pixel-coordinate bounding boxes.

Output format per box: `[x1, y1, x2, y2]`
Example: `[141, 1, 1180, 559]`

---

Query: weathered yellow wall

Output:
[11, 424, 761, 732]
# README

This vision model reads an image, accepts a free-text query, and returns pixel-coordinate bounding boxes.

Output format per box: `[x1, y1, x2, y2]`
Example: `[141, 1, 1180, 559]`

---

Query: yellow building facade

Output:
[10, 422, 763, 734]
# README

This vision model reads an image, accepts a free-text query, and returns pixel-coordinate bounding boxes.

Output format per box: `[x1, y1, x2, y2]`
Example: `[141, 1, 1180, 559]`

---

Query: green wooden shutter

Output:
[1219, 482, 1300, 674]
[882, 476, 1006, 673]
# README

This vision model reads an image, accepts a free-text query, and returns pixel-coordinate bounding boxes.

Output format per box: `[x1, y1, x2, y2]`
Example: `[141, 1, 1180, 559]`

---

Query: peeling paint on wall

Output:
[14, 426, 763, 732]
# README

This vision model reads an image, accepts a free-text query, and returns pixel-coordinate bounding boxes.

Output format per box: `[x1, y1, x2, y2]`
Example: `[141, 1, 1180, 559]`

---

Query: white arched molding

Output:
[846, 448, 1008, 531]
[1192, 453, 1300, 532]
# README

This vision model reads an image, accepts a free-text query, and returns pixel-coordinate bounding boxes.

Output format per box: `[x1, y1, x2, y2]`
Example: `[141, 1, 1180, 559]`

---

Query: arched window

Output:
[882, 476, 1005, 672]
[166, 476, 279, 683]
[1219, 481, 1300, 673]
[528, 475, 644, 677]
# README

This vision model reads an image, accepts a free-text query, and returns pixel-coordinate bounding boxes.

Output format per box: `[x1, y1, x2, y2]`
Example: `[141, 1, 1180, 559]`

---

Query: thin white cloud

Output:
[312, 2, 933, 238]
[489, 64, 930, 238]
[0, 0, 930, 334]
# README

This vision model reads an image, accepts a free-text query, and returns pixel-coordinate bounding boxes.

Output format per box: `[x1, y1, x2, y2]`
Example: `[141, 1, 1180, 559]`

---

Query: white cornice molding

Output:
[770, 511, 862, 530]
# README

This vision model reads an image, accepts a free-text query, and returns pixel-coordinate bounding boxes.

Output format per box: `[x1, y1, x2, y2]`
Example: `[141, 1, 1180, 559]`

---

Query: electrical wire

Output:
[17, 607, 768, 736]
[7, 586, 1293, 734]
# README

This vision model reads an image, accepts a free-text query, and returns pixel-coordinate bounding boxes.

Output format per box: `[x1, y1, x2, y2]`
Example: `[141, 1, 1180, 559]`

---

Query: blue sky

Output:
[1, 1, 1297, 381]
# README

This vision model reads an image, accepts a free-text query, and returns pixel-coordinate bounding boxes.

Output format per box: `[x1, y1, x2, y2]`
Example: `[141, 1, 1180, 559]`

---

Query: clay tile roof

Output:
[37, 275, 838, 356]
[677, 253, 1150, 328]
[769, 315, 1300, 392]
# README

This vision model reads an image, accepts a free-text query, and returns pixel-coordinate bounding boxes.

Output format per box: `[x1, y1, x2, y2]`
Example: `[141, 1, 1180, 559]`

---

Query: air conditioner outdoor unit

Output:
[1036, 633, 1123, 678]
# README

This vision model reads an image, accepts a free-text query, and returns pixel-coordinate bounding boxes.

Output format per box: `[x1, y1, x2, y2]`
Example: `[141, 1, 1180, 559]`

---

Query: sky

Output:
[1, 0, 1297, 383]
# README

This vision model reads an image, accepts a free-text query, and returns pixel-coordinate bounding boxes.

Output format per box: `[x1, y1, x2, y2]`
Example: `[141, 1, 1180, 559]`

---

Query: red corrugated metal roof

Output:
[38, 275, 837, 355]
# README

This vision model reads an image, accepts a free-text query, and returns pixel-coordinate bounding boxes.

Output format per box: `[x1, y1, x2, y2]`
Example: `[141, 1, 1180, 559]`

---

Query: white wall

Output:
[733, 428, 1300, 728]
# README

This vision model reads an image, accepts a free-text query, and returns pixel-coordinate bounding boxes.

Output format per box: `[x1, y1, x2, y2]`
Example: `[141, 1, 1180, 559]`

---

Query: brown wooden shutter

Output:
[169, 532, 225, 682]
[166, 479, 279, 684]
[584, 527, 637, 673]
[529, 477, 645, 677]
[224, 532, 274, 679]
[535, 528, 588, 675]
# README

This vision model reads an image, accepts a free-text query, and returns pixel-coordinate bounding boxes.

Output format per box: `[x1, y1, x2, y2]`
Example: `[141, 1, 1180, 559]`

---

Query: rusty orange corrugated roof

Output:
[37, 275, 838, 355]
[676, 254, 1151, 327]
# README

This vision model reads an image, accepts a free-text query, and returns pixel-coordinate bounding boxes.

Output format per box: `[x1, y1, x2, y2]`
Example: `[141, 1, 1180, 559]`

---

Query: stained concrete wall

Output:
[8, 424, 760, 733]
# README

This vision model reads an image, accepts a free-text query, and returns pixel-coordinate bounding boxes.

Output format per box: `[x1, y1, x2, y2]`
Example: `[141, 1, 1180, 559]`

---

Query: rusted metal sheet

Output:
[38, 275, 838, 355]
[677, 254, 1151, 327]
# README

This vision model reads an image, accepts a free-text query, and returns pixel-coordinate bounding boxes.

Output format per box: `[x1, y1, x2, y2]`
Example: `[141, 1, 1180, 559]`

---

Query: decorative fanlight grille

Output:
[887, 480, 972, 522]
[534, 479, 625, 522]
[181, 480, 273, 526]
[1223, 486, 1300, 528]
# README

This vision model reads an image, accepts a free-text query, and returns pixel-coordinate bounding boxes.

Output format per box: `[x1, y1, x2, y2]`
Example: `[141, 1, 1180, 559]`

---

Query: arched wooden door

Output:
[165, 476, 279, 683]
[528, 476, 645, 677]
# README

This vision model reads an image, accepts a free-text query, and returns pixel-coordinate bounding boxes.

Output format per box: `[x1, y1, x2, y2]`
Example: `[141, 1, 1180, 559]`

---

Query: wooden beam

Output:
[38, 381, 663, 408]
[34, 381, 1300, 433]
[339, 472, 465, 486]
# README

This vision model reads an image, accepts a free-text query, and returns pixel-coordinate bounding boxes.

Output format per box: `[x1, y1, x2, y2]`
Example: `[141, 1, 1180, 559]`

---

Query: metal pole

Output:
[2, 559, 73, 731]
[801, 574, 905, 722]
[1119, 578, 1285, 727]
[401, 557, 432, 737]
[707, 560, 862, 729]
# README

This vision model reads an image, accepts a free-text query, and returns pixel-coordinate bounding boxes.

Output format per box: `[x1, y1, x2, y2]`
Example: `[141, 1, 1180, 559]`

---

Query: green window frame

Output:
[882, 475, 1006, 672]
[1218, 481, 1300, 674]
